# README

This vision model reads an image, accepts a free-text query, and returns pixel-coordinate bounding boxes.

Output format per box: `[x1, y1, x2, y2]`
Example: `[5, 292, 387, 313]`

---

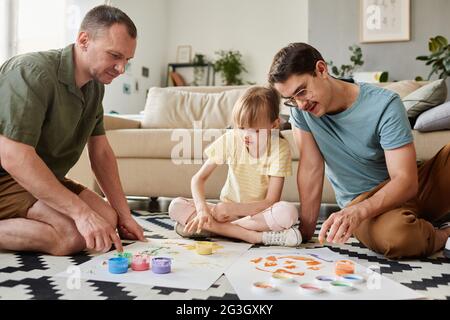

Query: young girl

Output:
[169, 86, 302, 246]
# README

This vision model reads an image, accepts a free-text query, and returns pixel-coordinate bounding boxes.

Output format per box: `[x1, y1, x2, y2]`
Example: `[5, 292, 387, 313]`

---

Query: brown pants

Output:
[349, 143, 450, 259]
[0, 174, 87, 220]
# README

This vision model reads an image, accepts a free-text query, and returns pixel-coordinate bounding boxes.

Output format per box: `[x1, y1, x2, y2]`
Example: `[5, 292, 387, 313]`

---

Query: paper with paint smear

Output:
[55, 238, 251, 290]
[225, 247, 425, 300]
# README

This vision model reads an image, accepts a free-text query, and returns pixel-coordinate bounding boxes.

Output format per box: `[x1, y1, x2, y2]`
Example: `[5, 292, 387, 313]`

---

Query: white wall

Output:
[309, 0, 450, 83]
[166, 0, 309, 86]
[102, 0, 309, 113]
[103, 0, 168, 114]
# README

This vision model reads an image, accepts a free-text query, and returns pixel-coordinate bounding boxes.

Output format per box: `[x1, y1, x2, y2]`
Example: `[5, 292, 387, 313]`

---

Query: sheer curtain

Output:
[0, 0, 105, 63]
[0, 0, 11, 64]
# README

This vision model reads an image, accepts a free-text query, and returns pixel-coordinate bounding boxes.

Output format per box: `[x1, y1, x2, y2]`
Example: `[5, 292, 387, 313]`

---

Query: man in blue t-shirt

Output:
[268, 43, 450, 259]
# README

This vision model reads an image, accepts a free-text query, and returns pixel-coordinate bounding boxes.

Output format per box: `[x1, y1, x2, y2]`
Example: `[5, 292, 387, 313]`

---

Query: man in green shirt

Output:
[0, 5, 145, 255]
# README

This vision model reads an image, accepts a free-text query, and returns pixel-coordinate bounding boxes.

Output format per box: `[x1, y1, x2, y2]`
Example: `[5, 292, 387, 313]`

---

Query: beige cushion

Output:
[142, 87, 246, 129]
[107, 128, 226, 159]
[103, 115, 141, 130]
[379, 80, 423, 98]
[413, 130, 450, 161]
[109, 128, 450, 162]
[403, 79, 448, 119]
[166, 85, 249, 93]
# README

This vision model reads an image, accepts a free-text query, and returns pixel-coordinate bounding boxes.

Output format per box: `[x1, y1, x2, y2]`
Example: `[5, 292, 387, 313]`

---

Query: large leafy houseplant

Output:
[327, 45, 364, 78]
[213, 50, 248, 85]
[416, 35, 450, 81]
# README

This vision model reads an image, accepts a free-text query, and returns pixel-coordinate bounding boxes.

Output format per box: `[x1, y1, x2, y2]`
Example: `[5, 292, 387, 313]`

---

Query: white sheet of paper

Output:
[225, 247, 425, 300]
[56, 238, 252, 291]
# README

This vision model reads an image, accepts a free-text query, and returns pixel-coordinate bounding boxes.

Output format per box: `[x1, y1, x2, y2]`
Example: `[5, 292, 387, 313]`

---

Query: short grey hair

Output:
[80, 5, 137, 39]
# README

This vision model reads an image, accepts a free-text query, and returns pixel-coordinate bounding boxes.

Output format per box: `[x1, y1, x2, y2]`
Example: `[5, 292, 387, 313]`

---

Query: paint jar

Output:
[252, 282, 276, 294]
[195, 241, 213, 255]
[340, 274, 365, 284]
[329, 280, 354, 292]
[151, 257, 171, 274]
[270, 273, 294, 285]
[108, 257, 129, 274]
[335, 260, 355, 276]
[315, 275, 337, 284]
[115, 252, 133, 267]
[298, 283, 324, 295]
[131, 254, 150, 271]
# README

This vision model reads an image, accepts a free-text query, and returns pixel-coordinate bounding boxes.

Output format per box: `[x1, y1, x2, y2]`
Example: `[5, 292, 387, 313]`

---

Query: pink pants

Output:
[168, 197, 299, 232]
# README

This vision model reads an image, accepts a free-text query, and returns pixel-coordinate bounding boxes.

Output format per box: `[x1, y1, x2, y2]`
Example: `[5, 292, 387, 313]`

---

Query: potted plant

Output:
[213, 50, 248, 85]
[192, 53, 206, 86]
[327, 45, 364, 79]
[415, 35, 450, 81]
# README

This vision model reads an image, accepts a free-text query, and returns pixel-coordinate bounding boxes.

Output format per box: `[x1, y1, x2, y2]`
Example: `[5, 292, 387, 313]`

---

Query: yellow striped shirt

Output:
[204, 130, 292, 203]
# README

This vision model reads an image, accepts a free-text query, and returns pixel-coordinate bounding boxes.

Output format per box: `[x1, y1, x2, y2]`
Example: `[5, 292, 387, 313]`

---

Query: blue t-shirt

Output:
[290, 82, 413, 208]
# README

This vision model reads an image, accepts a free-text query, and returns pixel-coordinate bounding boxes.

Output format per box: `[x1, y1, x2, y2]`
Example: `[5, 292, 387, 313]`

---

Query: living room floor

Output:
[0, 198, 448, 300]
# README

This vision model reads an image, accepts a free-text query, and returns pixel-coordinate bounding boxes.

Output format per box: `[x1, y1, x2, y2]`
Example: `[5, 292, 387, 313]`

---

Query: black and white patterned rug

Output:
[0, 210, 449, 300]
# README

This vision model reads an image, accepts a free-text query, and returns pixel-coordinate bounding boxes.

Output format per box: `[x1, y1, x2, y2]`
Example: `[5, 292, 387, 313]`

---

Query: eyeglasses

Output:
[283, 87, 313, 108]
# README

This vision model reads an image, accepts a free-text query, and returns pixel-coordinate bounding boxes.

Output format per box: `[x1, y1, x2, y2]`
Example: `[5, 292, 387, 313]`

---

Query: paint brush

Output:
[310, 253, 334, 263]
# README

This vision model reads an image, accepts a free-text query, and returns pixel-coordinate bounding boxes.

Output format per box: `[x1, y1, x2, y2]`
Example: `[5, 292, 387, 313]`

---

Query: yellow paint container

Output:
[195, 241, 213, 255]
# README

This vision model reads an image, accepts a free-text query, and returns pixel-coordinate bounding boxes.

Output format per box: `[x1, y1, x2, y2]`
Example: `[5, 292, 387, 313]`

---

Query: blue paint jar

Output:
[108, 257, 129, 274]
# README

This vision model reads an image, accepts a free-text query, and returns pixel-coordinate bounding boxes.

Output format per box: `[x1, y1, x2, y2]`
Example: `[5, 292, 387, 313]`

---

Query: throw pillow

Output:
[379, 80, 423, 98]
[402, 79, 448, 120]
[170, 72, 186, 86]
[414, 101, 450, 132]
[142, 87, 246, 129]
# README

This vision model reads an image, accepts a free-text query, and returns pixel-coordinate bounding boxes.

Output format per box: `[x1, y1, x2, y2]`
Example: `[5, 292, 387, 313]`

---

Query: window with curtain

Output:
[0, 0, 10, 63]
[0, 0, 105, 64]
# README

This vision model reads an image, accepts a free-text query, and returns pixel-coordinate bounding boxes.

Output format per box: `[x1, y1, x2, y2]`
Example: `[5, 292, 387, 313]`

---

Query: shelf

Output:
[166, 63, 215, 86]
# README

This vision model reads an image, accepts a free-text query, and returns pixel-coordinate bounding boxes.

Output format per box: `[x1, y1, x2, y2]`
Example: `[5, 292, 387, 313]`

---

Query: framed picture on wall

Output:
[360, 0, 410, 43]
[176, 45, 192, 63]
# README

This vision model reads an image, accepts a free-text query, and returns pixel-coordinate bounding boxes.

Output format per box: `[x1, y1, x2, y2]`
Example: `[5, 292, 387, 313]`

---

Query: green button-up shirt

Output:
[0, 44, 105, 179]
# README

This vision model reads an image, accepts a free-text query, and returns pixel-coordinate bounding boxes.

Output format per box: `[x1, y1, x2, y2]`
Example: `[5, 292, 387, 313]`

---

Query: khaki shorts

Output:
[0, 174, 87, 220]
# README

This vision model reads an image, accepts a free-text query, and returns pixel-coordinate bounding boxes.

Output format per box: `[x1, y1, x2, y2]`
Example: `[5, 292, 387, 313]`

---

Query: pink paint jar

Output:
[131, 254, 150, 271]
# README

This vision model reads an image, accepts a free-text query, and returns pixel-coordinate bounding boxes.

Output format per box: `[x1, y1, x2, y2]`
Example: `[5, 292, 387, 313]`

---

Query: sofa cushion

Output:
[414, 101, 450, 132]
[142, 87, 246, 129]
[106, 128, 226, 159]
[103, 114, 141, 130]
[162, 85, 249, 93]
[379, 80, 423, 98]
[280, 129, 448, 162]
[413, 130, 450, 161]
[402, 79, 448, 120]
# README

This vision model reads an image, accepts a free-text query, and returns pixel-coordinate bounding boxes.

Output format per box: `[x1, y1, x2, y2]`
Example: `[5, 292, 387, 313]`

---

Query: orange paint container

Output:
[335, 260, 355, 276]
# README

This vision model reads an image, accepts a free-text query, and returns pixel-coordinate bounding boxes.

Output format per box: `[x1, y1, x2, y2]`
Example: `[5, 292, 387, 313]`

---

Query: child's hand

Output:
[184, 210, 211, 234]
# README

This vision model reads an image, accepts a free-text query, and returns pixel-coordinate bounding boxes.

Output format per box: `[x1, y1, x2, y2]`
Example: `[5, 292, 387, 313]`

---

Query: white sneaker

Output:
[262, 227, 302, 247]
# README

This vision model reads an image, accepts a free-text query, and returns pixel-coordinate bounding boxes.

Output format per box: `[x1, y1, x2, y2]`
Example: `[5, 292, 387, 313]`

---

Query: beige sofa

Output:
[67, 83, 450, 205]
